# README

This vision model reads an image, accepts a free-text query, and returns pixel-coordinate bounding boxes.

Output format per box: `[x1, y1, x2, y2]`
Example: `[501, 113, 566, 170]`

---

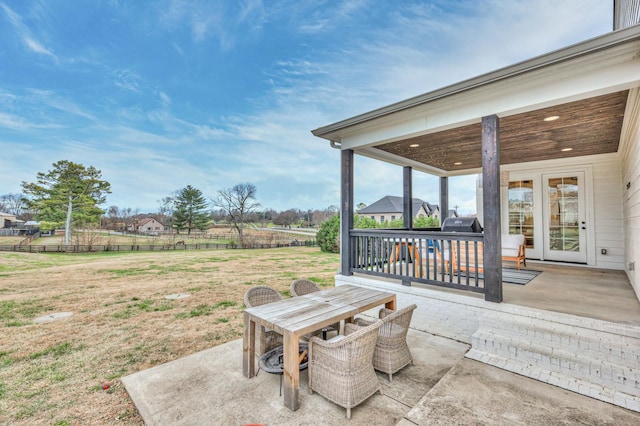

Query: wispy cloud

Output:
[156, 0, 267, 49]
[26, 89, 96, 121]
[157, 1, 228, 46]
[0, 2, 57, 60]
[158, 91, 171, 107]
[113, 69, 144, 93]
[0, 112, 35, 130]
[295, 0, 369, 34]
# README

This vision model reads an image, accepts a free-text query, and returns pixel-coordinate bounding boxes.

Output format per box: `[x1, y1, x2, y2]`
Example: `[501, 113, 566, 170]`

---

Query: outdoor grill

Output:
[441, 217, 483, 233]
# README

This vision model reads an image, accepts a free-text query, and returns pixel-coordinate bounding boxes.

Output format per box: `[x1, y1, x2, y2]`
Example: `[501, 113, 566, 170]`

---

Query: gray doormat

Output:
[459, 268, 542, 285]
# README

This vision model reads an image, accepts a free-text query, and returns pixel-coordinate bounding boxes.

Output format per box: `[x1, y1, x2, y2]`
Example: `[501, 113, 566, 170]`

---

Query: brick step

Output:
[466, 348, 640, 412]
[470, 330, 640, 396]
[479, 312, 640, 367]
[468, 309, 640, 413]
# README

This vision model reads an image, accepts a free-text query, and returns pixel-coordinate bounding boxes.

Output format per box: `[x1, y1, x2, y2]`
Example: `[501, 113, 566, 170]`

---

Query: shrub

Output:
[353, 216, 378, 229]
[317, 215, 340, 253]
[414, 216, 439, 227]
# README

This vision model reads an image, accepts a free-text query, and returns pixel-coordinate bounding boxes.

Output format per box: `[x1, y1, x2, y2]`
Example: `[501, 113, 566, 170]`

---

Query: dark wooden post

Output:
[403, 166, 413, 230]
[402, 166, 413, 286]
[340, 149, 354, 276]
[439, 176, 448, 224]
[482, 115, 503, 303]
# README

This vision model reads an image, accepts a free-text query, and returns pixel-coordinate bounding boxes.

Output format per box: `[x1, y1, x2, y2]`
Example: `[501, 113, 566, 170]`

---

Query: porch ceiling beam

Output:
[356, 146, 456, 177]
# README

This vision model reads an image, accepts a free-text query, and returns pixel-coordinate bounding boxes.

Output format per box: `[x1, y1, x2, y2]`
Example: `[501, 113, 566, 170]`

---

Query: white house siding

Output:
[615, 0, 640, 30]
[592, 155, 626, 270]
[482, 153, 625, 271]
[358, 205, 430, 224]
[621, 88, 640, 299]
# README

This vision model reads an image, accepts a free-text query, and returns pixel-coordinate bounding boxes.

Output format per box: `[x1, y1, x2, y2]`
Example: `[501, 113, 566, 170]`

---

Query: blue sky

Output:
[0, 0, 613, 215]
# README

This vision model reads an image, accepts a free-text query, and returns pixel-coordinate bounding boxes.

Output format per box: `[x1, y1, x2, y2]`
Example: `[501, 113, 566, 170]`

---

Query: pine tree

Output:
[172, 185, 211, 234]
[21, 160, 111, 244]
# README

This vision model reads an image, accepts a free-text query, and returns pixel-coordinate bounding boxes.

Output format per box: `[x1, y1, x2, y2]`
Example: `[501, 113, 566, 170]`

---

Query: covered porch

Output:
[312, 23, 640, 412]
[312, 25, 640, 306]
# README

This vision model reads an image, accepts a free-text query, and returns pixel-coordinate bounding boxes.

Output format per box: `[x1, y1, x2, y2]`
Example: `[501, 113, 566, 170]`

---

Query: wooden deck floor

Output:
[365, 262, 640, 324]
[502, 262, 640, 324]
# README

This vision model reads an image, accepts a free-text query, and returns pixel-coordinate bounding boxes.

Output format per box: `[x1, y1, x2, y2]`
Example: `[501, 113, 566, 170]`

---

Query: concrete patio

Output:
[123, 326, 640, 425]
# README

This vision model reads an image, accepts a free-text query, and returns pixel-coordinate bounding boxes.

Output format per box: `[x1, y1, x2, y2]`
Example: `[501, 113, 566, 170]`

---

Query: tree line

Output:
[4, 160, 339, 245]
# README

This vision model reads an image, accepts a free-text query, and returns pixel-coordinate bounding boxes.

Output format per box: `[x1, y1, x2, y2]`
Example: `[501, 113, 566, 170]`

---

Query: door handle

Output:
[581, 226, 586, 230]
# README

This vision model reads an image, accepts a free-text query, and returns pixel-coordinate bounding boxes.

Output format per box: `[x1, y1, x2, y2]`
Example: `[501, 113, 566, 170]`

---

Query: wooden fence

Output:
[0, 240, 316, 253]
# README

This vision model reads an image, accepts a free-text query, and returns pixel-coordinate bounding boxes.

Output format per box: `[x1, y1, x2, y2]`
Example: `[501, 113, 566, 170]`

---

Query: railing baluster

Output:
[347, 229, 484, 295]
[474, 241, 480, 288]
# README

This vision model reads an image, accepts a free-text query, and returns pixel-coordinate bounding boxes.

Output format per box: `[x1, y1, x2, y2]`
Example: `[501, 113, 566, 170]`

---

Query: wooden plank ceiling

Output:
[374, 90, 629, 172]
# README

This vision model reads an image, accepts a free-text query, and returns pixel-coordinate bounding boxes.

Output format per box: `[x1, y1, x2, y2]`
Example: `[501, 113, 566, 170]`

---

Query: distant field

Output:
[0, 227, 316, 248]
[0, 236, 24, 245]
[0, 246, 340, 424]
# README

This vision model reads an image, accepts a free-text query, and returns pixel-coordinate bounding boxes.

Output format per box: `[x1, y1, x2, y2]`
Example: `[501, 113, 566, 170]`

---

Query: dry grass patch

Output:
[0, 247, 339, 425]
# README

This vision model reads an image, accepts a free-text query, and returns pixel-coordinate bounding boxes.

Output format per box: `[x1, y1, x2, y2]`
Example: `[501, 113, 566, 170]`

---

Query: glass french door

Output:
[542, 172, 587, 263]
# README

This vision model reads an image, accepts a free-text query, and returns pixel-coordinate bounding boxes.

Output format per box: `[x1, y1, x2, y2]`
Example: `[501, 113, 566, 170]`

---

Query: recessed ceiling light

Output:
[409, 144, 420, 148]
[454, 162, 462, 165]
[561, 147, 573, 152]
[544, 115, 560, 122]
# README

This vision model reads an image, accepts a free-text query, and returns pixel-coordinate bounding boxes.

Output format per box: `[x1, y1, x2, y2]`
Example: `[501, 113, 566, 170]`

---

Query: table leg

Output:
[282, 331, 300, 410]
[243, 312, 256, 378]
[385, 296, 396, 311]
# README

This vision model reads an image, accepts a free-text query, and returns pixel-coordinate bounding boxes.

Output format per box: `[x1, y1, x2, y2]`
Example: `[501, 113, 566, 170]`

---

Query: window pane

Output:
[508, 180, 534, 249]
[548, 176, 579, 252]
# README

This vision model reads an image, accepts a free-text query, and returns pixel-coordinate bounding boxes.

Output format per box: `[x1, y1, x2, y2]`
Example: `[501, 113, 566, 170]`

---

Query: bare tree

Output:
[158, 196, 174, 217]
[0, 193, 27, 216]
[120, 207, 134, 232]
[73, 224, 106, 251]
[273, 209, 299, 229]
[212, 183, 260, 246]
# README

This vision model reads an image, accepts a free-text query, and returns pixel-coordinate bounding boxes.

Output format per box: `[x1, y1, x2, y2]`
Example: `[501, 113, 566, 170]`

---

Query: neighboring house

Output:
[357, 196, 439, 224]
[312, 0, 640, 413]
[0, 213, 38, 236]
[130, 218, 165, 234]
[0, 212, 17, 228]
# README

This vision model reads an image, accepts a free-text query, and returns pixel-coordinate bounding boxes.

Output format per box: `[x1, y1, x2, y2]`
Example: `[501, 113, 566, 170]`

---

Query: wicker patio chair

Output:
[289, 278, 322, 296]
[354, 304, 417, 381]
[290, 279, 340, 338]
[244, 286, 284, 356]
[308, 320, 383, 419]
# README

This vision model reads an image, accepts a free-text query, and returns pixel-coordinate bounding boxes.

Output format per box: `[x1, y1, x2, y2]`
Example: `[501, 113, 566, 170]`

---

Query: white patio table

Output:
[243, 284, 396, 410]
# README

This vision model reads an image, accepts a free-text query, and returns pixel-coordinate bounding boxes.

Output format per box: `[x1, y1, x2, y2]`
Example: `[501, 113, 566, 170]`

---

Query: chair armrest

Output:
[309, 320, 382, 349]
[379, 308, 394, 319]
[353, 317, 375, 328]
[344, 322, 362, 335]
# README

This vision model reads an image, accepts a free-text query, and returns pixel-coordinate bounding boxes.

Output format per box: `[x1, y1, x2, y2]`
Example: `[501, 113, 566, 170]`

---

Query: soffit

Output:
[372, 90, 629, 172]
